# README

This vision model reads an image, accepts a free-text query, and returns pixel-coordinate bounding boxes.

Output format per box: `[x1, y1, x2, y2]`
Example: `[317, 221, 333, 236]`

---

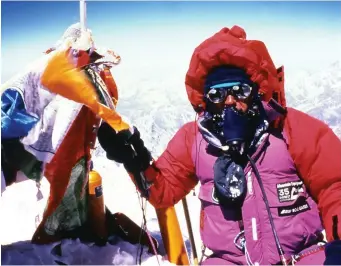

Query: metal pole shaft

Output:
[182, 197, 199, 265]
[80, 0, 86, 31]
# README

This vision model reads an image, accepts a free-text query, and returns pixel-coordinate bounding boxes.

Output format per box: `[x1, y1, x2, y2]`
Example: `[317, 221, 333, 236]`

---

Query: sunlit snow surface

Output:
[1, 60, 340, 264]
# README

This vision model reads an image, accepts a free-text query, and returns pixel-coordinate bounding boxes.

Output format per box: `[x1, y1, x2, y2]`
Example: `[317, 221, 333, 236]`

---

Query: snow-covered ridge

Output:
[286, 60, 341, 137]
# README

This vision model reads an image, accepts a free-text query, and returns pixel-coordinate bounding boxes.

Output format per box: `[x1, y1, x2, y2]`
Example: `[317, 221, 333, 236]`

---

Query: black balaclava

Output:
[197, 65, 269, 206]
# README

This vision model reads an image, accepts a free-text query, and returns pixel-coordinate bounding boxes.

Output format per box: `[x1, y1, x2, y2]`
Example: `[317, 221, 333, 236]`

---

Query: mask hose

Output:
[247, 154, 288, 266]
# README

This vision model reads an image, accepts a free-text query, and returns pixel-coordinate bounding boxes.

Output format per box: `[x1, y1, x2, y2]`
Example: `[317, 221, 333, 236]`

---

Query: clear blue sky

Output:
[2, 1, 341, 82]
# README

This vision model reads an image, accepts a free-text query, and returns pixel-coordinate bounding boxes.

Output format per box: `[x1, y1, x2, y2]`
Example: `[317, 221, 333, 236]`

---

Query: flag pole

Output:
[80, 0, 86, 31]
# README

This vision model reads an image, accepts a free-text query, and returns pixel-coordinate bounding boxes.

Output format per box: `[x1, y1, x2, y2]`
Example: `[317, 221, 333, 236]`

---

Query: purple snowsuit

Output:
[192, 119, 326, 265]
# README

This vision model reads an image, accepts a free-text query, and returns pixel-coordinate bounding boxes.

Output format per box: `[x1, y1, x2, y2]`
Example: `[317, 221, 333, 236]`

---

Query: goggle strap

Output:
[210, 82, 241, 89]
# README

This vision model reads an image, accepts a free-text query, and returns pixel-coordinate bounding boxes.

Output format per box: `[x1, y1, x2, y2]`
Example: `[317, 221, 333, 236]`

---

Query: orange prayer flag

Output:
[40, 50, 130, 132]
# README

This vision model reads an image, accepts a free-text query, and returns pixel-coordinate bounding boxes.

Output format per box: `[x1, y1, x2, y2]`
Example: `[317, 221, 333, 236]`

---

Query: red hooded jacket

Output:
[141, 26, 341, 243]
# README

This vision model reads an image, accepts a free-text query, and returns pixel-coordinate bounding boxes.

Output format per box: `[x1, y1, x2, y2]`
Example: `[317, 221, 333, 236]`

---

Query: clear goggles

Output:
[205, 82, 253, 103]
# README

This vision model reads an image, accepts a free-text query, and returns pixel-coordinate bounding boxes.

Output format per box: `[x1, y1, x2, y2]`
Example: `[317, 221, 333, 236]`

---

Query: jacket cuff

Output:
[143, 162, 159, 183]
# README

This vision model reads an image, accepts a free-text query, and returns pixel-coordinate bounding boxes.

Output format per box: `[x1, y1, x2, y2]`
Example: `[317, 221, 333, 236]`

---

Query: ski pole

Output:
[182, 197, 199, 265]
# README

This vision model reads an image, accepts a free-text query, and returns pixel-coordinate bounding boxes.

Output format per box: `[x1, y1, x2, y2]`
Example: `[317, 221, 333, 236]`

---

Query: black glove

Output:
[97, 122, 152, 174]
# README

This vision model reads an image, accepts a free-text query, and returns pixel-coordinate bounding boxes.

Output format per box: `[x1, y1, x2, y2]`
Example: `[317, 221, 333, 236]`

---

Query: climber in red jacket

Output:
[98, 25, 341, 265]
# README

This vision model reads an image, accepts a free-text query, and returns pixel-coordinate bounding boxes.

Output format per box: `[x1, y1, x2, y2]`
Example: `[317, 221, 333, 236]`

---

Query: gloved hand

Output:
[97, 122, 152, 174]
[324, 240, 341, 265]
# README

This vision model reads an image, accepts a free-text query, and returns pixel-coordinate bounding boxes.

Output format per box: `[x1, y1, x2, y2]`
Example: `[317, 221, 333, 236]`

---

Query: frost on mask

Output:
[197, 97, 269, 156]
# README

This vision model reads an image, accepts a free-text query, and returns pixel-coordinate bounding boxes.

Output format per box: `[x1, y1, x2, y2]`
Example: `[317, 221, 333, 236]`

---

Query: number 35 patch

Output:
[276, 181, 304, 203]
